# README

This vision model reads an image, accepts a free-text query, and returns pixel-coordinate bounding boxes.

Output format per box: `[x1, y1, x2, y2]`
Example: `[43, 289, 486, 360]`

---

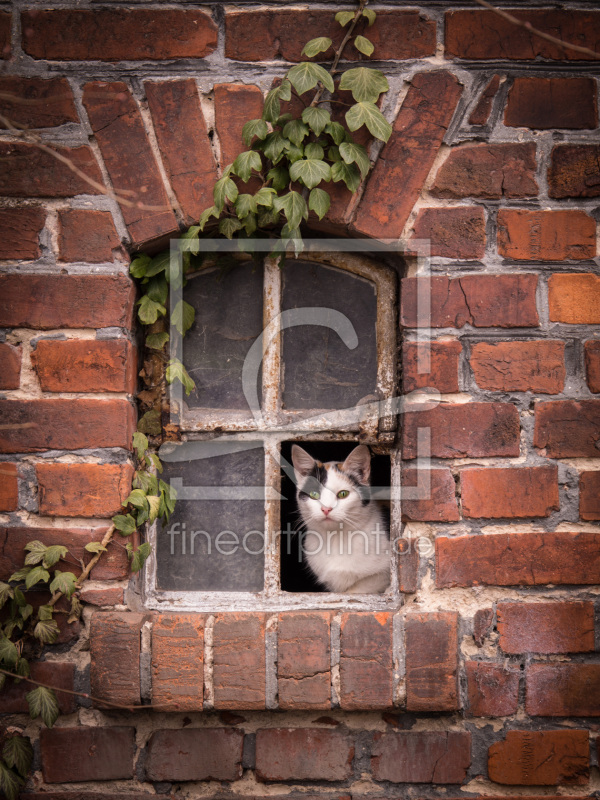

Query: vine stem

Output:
[48, 524, 116, 608]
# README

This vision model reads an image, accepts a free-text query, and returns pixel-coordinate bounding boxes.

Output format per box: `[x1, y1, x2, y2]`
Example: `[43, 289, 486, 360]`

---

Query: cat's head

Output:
[291, 444, 371, 526]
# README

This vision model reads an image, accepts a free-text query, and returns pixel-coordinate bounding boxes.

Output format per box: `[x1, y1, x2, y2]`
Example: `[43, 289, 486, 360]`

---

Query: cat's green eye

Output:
[309, 490, 320, 500]
[337, 490, 350, 499]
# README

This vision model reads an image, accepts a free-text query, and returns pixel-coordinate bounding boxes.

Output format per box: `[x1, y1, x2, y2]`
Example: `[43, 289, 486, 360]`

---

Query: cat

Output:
[291, 444, 390, 594]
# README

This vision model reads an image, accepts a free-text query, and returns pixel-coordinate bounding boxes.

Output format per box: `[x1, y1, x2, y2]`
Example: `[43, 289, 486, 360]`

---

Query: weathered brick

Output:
[32, 338, 136, 394]
[432, 143, 538, 198]
[402, 340, 461, 394]
[90, 612, 144, 707]
[145, 80, 218, 225]
[401, 468, 460, 522]
[585, 341, 600, 393]
[0, 77, 78, 128]
[79, 585, 124, 607]
[225, 9, 435, 61]
[471, 340, 565, 394]
[146, 728, 243, 781]
[412, 206, 485, 260]
[213, 613, 265, 710]
[580, 471, 600, 520]
[0, 143, 103, 197]
[0, 206, 45, 259]
[0, 661, 75, 714]
[461, 466, 559, 519]
[23, 795, 169, 800]
[506, 77, 597, 130]
[0, 398, 135, 453]
[0, 11, 10, 59]
[82, 82, 177, 247]
[402, 402, 520, 460]
[473, 608, 494, 647]
[498, 210, 596, 261]
[534, 400, 600, 458]
[278, 612, 331, 710]
[0, 343, 21, 390]
[340, 613, 392, 710]
[0, 462, 18, 511]
[469, 75, 501, 125]
[436, 531, 600, 588]
[488, 730, 589, 785]
[152, 614, 204, 711]
[352, 71, 462, 239]
[255, 729, 354, 781]
[446, 9, 600, 61]
[401, 274, 539, 328]
[214, 83, 265, 168]
[549, 144, 600, 199]
[497, 602, 595, 655]
[37, 463, 133, 518]
[22, 9, 217, 60]
[549, 274, 600, 324]
[0, 274, 135, 329]
[397, 537, 419, 593]
[466, 662, 519, 717]
[372, 731, 471, 782]
[57, 209, 122, 263]
[40, 727, 135, 782]
[527, 664, 600, 716]
[405, 611, 458, 712]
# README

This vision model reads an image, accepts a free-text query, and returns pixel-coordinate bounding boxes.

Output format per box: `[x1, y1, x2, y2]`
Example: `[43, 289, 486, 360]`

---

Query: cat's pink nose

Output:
[322, 507, 332, 516]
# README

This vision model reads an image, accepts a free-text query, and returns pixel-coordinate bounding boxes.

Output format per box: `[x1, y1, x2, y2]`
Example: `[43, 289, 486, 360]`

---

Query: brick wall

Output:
[1, 2, 600, 797]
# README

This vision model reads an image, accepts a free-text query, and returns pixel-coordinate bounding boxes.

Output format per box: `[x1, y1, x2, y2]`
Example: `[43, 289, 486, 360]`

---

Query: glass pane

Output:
[281, 261, 378, 410]
[183, 263, 263, 409]
[156, 441, 265, 591]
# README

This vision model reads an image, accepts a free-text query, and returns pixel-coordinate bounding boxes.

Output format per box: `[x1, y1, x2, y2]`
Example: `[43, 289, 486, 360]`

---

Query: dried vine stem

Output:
[47, 525, 116, 609]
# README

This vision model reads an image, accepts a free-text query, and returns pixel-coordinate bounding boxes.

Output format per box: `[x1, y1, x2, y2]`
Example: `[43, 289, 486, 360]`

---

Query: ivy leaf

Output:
[335, 10, 355, 26]
[332, 160, 361, 192]
[283, 119, 309, 147]
[235, 193, 257, 218]
[302, 36, 333, 58]
[133, 469, 158, 495]
[354, 35, 374, 56]
[232, 150, 262, 182]
[284, 141, 304, 164]
[346, 101, 392, 142]
[20, 604, 33, 621]
[273, 191, 309, 230]
[25, 566, 50, 590]
[362, 8, 377, 25]
[304, 142, 325, 160]
[85, 541, 107, 554]
[0, 635, 19, 667]
[339, 141, 371, 178]
[26, 685, 59, 727]
[166, 359, 195, 396]
[263, 131, 288, 163]
[146, 332, 169, 351]
[279, 79, 292, 101]
[129, 254, 151, 279]
[267, 165, 289, 191]
[0, 583, 13, 609]
[147, 495, 161, 524]
[137, 295, 166, 325]
[133, 431, 149, 460]
[0, 761, 23, 800]
[146, 274, 168, 306]
[129, 542, 152, 573]
[301, 106, 331, 136]
[148, 453, 163, 473]
[258, 208, 280, 227]
[214, 176, 239, 211]
[262, 87, 281, 123]
[254, 187, 276, 208]
[219, 217, 243, 239]
[287, 62, 334, 95]
[171, 299, 195, 336]
[24, 540, 46, 566]
[112, 513, 137, 536]
[243, 213, 257, 236]
[37, 604, 53, 621]
[328, 145, 342, 162]
[242, 118, 268, 147]
[32, 619, 59, 645]
[339, 67, 389, 103]
[308, 187, 331, 220]
[3, 736, 33, 778]
[49, 571, 77, 597]
[289, 158, 331, 190]
[8, 567, 31, 584]
[42, 545, 68, 569]
[137, 409, 161, 436]
[68, 595, 83, 624]
[144, 251, 172, 278]
[199, 205, 219, 231]
[325, 121, 347, 146]
[125, 489, 148, 509]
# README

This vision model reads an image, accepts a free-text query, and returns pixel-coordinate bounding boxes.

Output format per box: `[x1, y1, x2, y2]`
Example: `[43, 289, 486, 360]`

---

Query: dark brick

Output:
[372, 731, 471, 782]
[470, 340, 565, 394]
[0, 343, 21, 390]
[549, 274, 600, 324]
[405, 612, 458, 712]
[466, 662, 519, 717]
[473, 608, 494, 647]
[505, 77, 597, 130]
[497, 602, 595, 655]
[213, 613, 265, 710]
[580, 471, 600, 520]
[534, 400, 600, 458]
[146, 729, 243, 781]
[0, 11, 10, 59]
[90, 612, 143, 707]
[278, 612, 331, 710]
[32, 338, 136, 394]
[151, 614, 204, 711]
[0, 143, 103, 197]
[37, 463, 134, 518]
[255, 729, 354, 781]
[40, 727, 135, 782]
[339, 613, 392, 710]
[401, 468, 460, 522]
[0, 661, 75, 714]
[469, 75, 501, 125]
[585, 341, 600, 393]
[488, 730, 589, 785]
[397, 537, 419, 593]
[402, 340, 461, 394]
[549, 144, 600, 199]
[0, 207, 45, 259]
[0, 77, 78, 128]
[498, 209, 596, 261]
[461, 466, 559, 519]
[527, 664, 600, 716]
[412, 206, 485, 260]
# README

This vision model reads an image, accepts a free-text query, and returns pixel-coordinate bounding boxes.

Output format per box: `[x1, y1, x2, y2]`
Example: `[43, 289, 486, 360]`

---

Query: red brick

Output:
[37, 463, 133, 518]
[412, 206, 485, 260]
[534, 400, 600, 458]
[405, 611, 458, 712]
[402, 402, 520, 460]
[401, 274, 539, 328]
[0, 661, 75, 714]
[214, 83, 265, 169]
[402, 341, 461, 394]
[488, 730, 589, 785]
[0, 143, 103, 197]
[0, 462, 18, 511]
[352, 71, 462, 239]
[213, 613, 265, 710]
[0, 398, 135, 453]
[0, 11, 10, 59]
[340, 613, 392, 710]
[461, 466, 559, 519]
[0, 77, 78, 128]
[527, 664, 600, 717]
[372, 731, 471, 782]
[506, 77, 597, 130]
[469, 75, 501, 125]
[90, 612, 144, 707]
[446, 9, 600, 61]
[0, 273, 135, 329]
[497, 602, 594, 655]
[255, 729, 354, 781]
[225, 9, 435, 61]
[146, 80, 217, 225]
[82, 82, 176, 247]
[585, 341, 600, 393]
[498, 210, 596, 261]
[549, 144, 600, 199]
[32, 338, 136, 393]
[466, 662, 519, 717]
[0, 206, 45, 259]
[146, 728, 243, 781]
[436, 531, 600, 588]
[0, 343, 21, 390]
[40, 727, 135, 782]
[549, 274, 600, 324]
[278, 612, 330, 710]
[473, 608, 494, 647]
[580, 471, 600, 520]
[57, 209, 122, 263]
[22, 9, 217, 61]
[79, 585, 124, 607]
[401, 468, 459, 522]
[152, 614, 204, 711]
[471, 340, 565, 394]
[433, 143, 538, 199]
[397, 537, 419, 593]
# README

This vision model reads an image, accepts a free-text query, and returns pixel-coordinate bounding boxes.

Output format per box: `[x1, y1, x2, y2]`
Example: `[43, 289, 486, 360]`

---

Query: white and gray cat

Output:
[291, 444, 390, 594]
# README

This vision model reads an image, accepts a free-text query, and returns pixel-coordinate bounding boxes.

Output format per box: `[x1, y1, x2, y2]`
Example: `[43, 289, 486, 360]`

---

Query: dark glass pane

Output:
[183, 263, 263, 409]
[281, 261, 378, 410]
[157, 441, 265, 591]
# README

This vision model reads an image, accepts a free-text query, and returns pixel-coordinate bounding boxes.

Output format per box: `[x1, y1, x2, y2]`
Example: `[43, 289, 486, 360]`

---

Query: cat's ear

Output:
[342, 445, 371, 485]
[291, 445, 315, 480]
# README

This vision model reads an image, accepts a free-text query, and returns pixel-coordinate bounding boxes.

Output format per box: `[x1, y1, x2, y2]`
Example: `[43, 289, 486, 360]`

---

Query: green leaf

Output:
[279, 79, 292, 101]
[328, 145, 342, 162]
[133, 431, 149, 460]
[283, 119, 309, 146]
[199, 205, 219, 231]
[242, 118, 268, 147]
[137, 295, 166, 325]
[254, 187, 276, 208]
[24, 540, 46, 566]
[284, 141, 304, 164]
[309, 187, 331, 220]
[147, 495, 161, 524]
[0, 761, 24, 800]
[137, 409, 161, 436]
[262, 87, 281, 123]
[218, 217, 243, 239]
[3, 736, 32, 779]
[287, 62, 334, 96]
[331, 160, 361, 192]
[258, 208, 280, 227]
[33, 619, 59, 645]
[146, 332, 169, 351]
[267, 165, 289, 191]
[15, 657, 29, 678]
[129, 542, 152, 573]
[354, 35, 374, 56]
[362, 8, 377, 25]
[289, 158, 331, 190]
[42, 545, 68, 569]
[146, 274, 168, 306]
[281, 224, 304, 256]
[129, 254, 151, 279]
[26, 685, 59, 727]
[166, 359, 195, 396]
[275, 112, 293, 128]
[263, 131, 288, 162]
[232, 150, 262, 182]
[0, 583, 13, 609]
[171, 299, 195, 336]
[339, 67, 389, 103]
[325, 121, 347, 145]
[339, 141, 371, 179]
[335, 10, 355, 26]
[85, 541, 107, 554]
[112, 513, 137, 536]
[68, 595, 83, 624]
[301, 106, 330, 136]
[144, 251, 172, 278]
[0, 636, 19, 667]
[235, 193, 257, 218]
[125, 488, 148, 509]
[304, 142, 325, 160]
[346, 101, 392, 142]
[19, 604, 33, 621]
[25, 566, 50, 590]
[242, 213, 257, 236]
[133, 469, 158, 495]
[273, 191, 309, 230]
[8, 567, 31, 584]
[49, 571, 77, 597]
[37, 604, 53, 621]
[302, 36, 333, 58]
[214, 176, 239, 211]
[149, 453, 163, 474]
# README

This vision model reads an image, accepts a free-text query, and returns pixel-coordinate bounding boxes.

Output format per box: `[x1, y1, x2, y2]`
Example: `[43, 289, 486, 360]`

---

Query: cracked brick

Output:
[488, 730, 589, 785]
[339, 613, 392, 710]
[278, 612, 331, 710]
[372, 731, 471, 782]
[497, 601, 595, 655]
[470, 340, 565, 394]
[432, 143, 538, 198]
